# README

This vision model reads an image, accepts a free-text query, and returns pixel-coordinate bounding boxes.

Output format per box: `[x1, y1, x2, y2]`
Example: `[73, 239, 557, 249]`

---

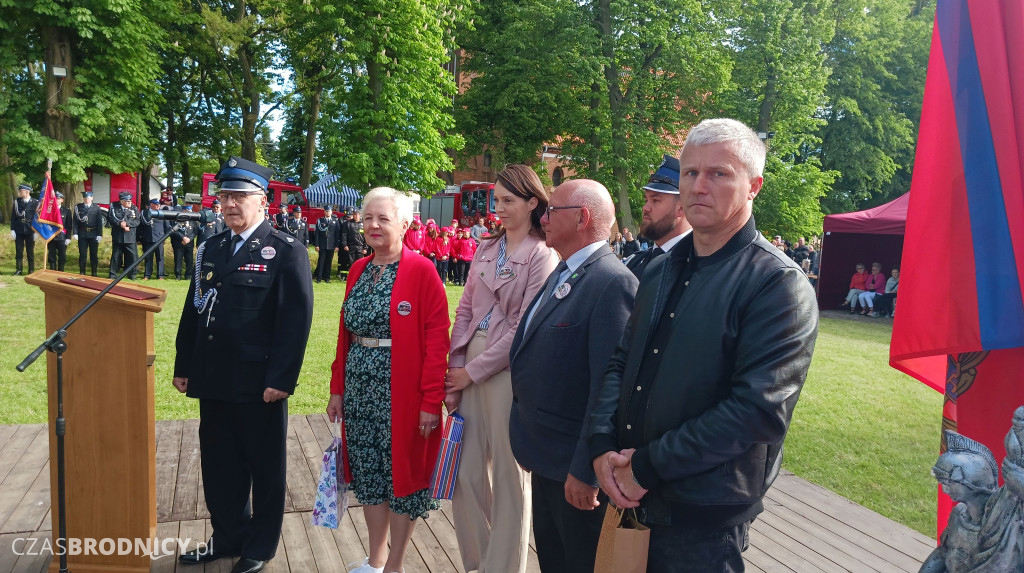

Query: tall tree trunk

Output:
[238, 0, 259, 162]
[596, 0, 633, 231]
[366, 36, 386, 186]
[180, 143, 192, 195]
[1, 141, 15, 221]
[757, 70, 777, 134]
[588, 81, 602, 179]
[301, 86, 322, 187]
[43, 25, 78, 198]
[166, 111, 177, 196]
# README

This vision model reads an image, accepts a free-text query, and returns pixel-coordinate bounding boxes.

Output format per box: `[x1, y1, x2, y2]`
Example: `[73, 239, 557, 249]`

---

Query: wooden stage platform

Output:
[0, 415, 934, 572]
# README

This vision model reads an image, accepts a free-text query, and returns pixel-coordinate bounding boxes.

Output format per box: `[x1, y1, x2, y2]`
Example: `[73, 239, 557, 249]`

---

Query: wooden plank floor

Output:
[0, 416, 933, 572]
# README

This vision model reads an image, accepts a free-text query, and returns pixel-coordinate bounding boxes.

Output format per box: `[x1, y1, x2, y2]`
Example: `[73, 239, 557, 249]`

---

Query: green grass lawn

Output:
[0, 232, 941, 536]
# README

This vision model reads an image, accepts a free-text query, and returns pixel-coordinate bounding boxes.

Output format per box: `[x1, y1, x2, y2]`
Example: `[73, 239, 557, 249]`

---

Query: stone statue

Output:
[920, 407, 1024, 572]
[919, 430, 999, 572]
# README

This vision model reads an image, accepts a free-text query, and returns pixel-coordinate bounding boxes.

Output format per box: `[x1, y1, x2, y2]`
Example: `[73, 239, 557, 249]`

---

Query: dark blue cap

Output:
[119, 192, 133, 201]
[215, 156, 273, 193]
[56, 192, 64, 199]
[212, 199, 221, 206]
[183, 204, 193, 211]
[292, 206, 302, 213]
[149, 198, 160, 204]
[83, 191, 93, 197]
[643, 155, 680, 194]
[18, 183, 32, 192]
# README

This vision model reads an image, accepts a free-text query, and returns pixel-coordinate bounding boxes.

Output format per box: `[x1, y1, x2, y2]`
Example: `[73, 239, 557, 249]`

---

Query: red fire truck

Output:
[418, 181, 496, 226]
[199, 173, 324, 231]
[82, 171, 142, 208]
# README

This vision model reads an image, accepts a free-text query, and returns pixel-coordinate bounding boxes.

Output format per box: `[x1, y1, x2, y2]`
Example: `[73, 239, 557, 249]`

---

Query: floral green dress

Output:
[343, 261, 440, 519]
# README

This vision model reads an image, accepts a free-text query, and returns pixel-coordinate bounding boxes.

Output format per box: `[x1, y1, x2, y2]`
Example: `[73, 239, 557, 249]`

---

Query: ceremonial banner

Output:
[32, 173, 64, 242]
[890, 0, 1024, 538]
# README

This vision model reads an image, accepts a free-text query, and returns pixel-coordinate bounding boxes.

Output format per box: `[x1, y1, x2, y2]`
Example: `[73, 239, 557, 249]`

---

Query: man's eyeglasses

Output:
[545, 205, 583, 218]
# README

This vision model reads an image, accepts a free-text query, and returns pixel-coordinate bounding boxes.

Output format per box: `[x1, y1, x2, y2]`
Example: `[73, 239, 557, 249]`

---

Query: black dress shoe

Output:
[178, 541, 237, 565]
[13, 271, 22, 276]
[231, 557, 266, 573]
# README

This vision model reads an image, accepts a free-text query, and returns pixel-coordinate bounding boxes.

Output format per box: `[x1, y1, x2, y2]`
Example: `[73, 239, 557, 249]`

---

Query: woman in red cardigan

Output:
[327, 187, 450, 573]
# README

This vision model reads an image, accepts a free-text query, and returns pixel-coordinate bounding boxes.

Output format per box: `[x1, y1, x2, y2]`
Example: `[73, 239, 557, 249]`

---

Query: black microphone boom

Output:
[148, 209, 216, 224]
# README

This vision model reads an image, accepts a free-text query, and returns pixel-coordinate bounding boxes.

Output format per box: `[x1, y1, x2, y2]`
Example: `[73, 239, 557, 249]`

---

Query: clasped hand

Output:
[593, 448, 648, 509]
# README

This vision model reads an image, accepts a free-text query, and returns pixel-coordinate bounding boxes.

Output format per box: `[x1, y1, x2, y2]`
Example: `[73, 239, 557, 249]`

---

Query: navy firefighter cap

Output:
[18, 183, 32, 192]
[215, 156, 274, 193]
[642, 154, 680, 194]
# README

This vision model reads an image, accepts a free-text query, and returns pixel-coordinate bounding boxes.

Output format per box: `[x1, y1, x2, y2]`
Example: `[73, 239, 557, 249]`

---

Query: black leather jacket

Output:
[587, 217, 818, 526]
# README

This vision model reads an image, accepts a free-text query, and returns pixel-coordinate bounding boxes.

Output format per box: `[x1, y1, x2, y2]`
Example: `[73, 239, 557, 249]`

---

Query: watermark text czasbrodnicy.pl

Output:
[9, 537, 198, 560]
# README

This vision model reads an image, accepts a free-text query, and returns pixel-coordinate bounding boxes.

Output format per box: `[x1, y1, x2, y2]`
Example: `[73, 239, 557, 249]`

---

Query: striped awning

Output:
[304, 174, 361, 209]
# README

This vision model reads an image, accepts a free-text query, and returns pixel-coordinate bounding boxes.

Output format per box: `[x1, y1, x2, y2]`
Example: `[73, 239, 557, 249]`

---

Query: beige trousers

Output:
[452, 330, 532, 573]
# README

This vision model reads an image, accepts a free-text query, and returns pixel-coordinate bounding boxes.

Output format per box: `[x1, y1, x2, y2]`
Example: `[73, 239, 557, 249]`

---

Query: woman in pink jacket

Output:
[445, 165, 558, 573]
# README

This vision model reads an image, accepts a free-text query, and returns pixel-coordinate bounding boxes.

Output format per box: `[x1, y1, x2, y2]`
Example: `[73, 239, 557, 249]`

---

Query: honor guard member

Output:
[312, 205, 340, 283]
[173, 156, 313, 573]
[170, 205, 199, 279]
[340, 208, 368, 270]
[274, 203, 288, 229]
[212, 199, 225, 225]
[624, 155, 691, 280]
[46, 192, 73, 271]
[336, 208, 353, 278]
[10, 183, 38, 275]
[283, 206, 308, 246]
[73, 190, 103, 276]
[107, 192, 141, 278]
[140, 198, 171, 279]
[197, 201, 227, 246]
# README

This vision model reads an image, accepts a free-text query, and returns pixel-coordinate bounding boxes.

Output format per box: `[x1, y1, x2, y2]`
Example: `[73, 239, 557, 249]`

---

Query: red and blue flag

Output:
[31, 173, 64, 242]
[890, 0, 1024, 538]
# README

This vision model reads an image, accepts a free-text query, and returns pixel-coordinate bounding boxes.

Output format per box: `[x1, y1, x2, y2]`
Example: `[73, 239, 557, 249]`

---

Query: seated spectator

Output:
[841, 263, 869, 312]
[874, 268, 899, 317]
[858, 262, 886, 315]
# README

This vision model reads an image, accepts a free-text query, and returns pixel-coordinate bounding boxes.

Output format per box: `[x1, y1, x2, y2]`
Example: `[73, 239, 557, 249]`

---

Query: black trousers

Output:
[646, 519, 750, 572]
[314, 248, 335, 281]
[455, 260, 469, 284]
[110, 242, 138, 278]
[435, 259, 449, 283]
[78, 238, 98, 275]
[532, 473, 607, 573]
[14, 232, 34, 272]
[48, 239, 67, 271]
[141, 241, 165, 278]
[173, 243, 194, 279]
[199, 399, 288, 561]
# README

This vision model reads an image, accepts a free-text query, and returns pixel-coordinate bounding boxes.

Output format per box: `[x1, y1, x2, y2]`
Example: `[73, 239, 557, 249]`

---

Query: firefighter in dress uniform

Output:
[106, 191, 141, 279]
[312, 205, 340, 283]
[197, 199, 227, 246]
[73, 190, 103, 276]
[170, 205, 199, 280]
[46, 192, 73, 271]
[172, 156, 313, 573]
[283, 206, 308, 246]
[140, 198, 171, 279]
[339, 208, 368, 272]
[10, 183, 38, 276]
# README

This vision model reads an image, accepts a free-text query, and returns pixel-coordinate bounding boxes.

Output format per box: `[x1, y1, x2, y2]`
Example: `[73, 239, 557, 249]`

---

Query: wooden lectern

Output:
[25, 270, 167, 573]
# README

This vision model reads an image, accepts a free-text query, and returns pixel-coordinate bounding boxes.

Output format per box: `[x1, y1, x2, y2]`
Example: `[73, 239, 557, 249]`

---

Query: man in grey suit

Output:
[508, 179, 638, 573]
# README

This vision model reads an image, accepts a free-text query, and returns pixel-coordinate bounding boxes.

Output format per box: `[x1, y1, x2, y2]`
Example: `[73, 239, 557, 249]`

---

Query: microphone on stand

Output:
[147, 209, 217, 224]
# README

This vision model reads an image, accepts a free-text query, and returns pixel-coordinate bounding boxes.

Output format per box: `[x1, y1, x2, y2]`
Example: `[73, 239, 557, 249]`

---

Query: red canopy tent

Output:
[818, 193, 908, 310]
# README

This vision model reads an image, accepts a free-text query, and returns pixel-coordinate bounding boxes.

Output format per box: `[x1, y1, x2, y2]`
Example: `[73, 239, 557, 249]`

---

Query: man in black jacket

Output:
[10, 183, 38, 275]
[170, 206, 198, 280]
[46, 193, 73, 271]
[587, 118, 818, 572]
[312, 205, 340, 283]
[139, 199, 171, 279]
[73, 191, 104, 275]
[173, 156, 313, 573]
[340, 210, 367, 269]
[106, 192, 141, 278]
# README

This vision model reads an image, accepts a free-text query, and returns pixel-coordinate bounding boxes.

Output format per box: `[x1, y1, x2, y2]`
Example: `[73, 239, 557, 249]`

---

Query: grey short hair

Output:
[361, 187, 414, 226]
[563, 179, 615, 239]
[684, 118, 766, 178]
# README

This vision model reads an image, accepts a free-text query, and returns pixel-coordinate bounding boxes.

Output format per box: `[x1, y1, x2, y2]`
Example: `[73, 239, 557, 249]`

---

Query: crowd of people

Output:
[168, 118, 819, 573]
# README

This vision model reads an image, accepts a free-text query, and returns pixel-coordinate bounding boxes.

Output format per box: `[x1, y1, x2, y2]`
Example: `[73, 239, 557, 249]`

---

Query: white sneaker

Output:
[347, 557, 384, 573]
